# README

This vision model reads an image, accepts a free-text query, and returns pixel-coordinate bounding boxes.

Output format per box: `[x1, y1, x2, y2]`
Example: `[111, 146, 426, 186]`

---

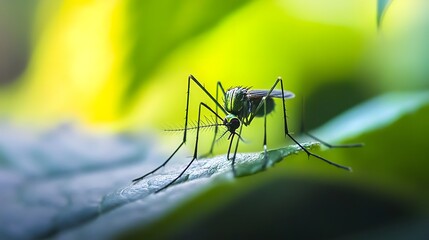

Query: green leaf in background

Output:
[0, 0, 376, 130]
[122, 0, 253, 108]
[376, 0, 429, 91]
[377, 0, 393, 28]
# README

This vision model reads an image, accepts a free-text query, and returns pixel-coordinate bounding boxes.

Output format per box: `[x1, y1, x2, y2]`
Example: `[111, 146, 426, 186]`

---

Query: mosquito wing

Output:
[247, 89, 295, 99]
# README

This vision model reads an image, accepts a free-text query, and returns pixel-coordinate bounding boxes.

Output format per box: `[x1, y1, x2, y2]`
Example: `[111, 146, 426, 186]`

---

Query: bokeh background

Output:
[1, 0, 429, 239]
[0, 1, 426, 126]
[1, 0, 427, 149]
[0, 1, 381, 126]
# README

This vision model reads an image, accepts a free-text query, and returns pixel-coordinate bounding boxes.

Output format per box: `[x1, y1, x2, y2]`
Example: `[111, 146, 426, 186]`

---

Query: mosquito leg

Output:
[155, 102, 216, 193]
[286, 132, 352, 170]
[132, 75, 224, 184]
[262, 96, 269, 169]
[132, 76, 193, 184]
[244, 78, 284, 171]
[225, 121, 242, 177]
[304, 132, 364, 148]
[300, 98, 364, 148]
[203, 81, 227, 157]
[132, 142, 185, 183]
[245, 78, 286, 170]
[227, 133, 236, 176]
[189, 75, 227, 115]
[277, 77, 352, 171]
[230, 123, 243, 177]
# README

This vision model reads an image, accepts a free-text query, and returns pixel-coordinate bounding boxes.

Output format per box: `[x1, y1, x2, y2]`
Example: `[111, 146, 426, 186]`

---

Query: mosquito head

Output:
[223, 114, 241, 134]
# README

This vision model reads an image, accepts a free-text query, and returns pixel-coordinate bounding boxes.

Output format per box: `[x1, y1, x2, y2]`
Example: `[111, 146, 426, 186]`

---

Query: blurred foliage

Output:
[1, 1, 427, 130]
[0, 1, 37, 86]
[375, 0, 429, 90]
[0, 0, 377, 130]
[123, 0, 253, 106]
[377, 0, 392, 27]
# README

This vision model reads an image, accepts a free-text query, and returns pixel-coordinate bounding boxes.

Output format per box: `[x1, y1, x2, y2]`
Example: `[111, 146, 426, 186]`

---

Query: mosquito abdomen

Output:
[250, 97, 275, 117]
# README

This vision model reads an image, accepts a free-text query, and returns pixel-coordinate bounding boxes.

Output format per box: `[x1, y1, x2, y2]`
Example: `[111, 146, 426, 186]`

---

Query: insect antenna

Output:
[235, 132, 248, 143]
[164, 116, 222, 133]
[215, 129, 229, 142]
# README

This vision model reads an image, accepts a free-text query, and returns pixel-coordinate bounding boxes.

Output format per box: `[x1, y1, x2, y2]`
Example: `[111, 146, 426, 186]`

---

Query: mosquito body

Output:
[224, 87, 293, 126]
[132, 75, 362, 193]
[217, 86, 294, 172]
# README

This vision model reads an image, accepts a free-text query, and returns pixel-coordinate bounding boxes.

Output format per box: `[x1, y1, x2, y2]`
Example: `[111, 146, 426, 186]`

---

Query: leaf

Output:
[121, 0, 254, 106]
[1, 91, 428, 239]
[122, 176, 420, 240]
[0, 123, 146, 239]
[100, 142, 320, 213]
[122, 91, 429, 239]
[377, 0, 393, 28]
[312, 91, 429, 142]
[0, 121, 318, 239]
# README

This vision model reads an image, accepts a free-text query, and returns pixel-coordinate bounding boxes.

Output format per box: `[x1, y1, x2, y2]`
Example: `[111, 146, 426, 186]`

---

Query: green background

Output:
[0, 0, 429, 239]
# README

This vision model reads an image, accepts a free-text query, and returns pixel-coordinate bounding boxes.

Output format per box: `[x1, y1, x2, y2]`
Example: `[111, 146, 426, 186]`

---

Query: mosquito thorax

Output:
[224, 87, 250, 117]
[223, 114, 240, 133]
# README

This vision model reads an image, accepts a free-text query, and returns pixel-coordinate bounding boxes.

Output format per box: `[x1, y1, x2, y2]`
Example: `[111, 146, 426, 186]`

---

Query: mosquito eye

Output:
[230, 118, 240, 130]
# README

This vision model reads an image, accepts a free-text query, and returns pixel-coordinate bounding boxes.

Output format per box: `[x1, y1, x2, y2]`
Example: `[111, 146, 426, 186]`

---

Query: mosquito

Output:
[132, 75, 362, 193]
